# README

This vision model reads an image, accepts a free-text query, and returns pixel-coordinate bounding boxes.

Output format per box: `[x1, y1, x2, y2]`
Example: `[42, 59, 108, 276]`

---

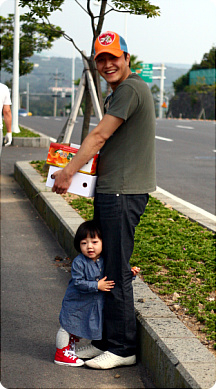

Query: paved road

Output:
[1, 146, 153, 388]
[19, 116, 215, 214]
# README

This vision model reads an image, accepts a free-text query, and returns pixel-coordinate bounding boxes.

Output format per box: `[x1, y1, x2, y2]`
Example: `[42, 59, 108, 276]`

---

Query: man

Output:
[0, 83, 12, 156]
[51, 31, 156, 369]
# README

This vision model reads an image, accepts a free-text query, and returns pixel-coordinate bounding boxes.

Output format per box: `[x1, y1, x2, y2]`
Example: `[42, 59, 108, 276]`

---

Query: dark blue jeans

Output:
[92, 193, 149, 357]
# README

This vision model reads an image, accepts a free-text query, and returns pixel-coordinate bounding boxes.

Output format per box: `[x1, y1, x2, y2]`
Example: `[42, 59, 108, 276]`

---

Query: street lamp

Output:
[12, 0, 20, 133]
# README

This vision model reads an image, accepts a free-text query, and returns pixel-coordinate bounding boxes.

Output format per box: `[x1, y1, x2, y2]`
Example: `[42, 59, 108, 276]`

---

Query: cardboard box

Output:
[46, 166, 97, 198]
[46, 142, 98, 175]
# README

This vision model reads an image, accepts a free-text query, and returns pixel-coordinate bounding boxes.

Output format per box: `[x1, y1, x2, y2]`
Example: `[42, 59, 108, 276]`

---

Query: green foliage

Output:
[173, 72, 190, 94]
[130, 55, 143, 71]
[111, 1, 160, 17]
[3, 121, 40, 137]
[192, 46, 216, 70]
[68, 194, 215, 341]
[0, 13, 62, 76]
[173, 46, 216, 93]
[19, 0, 65, 19]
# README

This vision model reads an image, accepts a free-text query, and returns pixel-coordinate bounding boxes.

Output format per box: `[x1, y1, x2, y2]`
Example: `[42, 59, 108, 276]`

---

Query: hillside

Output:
[0, 55, 191, 115]
[1, 54, 190, 93]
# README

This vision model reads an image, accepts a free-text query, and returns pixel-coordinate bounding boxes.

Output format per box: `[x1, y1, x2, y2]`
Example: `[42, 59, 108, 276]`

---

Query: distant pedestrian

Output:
[54, 220, 115, 367]
[0, 83, 12, 156]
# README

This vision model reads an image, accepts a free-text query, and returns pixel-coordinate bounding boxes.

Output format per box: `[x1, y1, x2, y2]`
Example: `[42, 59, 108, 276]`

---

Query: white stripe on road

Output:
[155, 136, 173, 142]
[213, 150, 216, 153]
[176, 125, 194, 129]
[156, 187, 216, 221]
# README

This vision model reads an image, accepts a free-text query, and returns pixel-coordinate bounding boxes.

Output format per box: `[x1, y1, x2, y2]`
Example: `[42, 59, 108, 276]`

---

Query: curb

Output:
[12, 126, 51, 148]
[14, 160, 216, 389]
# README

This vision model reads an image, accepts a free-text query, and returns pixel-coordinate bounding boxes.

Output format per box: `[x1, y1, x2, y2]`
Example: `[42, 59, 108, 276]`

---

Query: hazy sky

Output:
[1, 0, 216, 66]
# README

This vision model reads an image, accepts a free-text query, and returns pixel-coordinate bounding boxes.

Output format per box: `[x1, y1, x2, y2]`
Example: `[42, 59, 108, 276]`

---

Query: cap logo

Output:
[99, 32, 115, 46]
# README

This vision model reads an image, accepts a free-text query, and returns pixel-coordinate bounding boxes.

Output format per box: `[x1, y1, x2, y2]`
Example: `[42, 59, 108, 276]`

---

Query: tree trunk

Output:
[81, 80, 93, 143]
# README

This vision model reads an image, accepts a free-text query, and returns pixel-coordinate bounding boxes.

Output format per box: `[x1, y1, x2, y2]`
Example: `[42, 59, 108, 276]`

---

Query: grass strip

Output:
[3, 121, 40, 138]
[31, 160, 216, 346]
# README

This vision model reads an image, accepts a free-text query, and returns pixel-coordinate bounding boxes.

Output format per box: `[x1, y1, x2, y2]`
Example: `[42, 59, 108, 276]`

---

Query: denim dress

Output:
[59, 253, 105, 340]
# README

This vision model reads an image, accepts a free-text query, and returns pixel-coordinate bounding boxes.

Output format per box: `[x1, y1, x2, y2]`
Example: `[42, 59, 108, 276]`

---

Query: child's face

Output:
[80, 234, 102, 262]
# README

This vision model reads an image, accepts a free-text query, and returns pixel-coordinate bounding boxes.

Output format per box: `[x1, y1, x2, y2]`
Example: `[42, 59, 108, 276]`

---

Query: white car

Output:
[18, 109, 32, 117]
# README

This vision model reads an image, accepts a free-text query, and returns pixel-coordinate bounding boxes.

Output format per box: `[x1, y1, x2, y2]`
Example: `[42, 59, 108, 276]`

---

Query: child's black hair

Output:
[74, 220, 102, 253]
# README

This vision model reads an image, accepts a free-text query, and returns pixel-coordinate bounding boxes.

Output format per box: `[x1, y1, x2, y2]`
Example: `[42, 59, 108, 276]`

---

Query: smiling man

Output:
[51, 31, 156, 369]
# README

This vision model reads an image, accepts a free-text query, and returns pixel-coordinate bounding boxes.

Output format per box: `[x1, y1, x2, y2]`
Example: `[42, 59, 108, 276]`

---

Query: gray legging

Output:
[56, 326, 70, 349]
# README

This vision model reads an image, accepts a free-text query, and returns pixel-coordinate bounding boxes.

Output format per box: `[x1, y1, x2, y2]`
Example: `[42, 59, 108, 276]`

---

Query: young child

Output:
[54, 220, 115, 367]
[54, 220, 140, 367]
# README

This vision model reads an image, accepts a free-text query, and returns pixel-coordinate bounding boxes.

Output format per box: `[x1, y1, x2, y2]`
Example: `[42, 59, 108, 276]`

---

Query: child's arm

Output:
[72, 259, 99, 293]
[131, 266, 140, 277]
[98, 277, 115, 292]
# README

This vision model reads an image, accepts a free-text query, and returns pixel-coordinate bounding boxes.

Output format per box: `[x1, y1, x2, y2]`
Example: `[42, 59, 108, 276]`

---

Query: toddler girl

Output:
[54, 220, 115, 366]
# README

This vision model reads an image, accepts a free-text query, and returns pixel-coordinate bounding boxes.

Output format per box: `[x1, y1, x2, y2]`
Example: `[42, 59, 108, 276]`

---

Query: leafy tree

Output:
[19, 0, 160, 139]
[130, 55, 143, 71]
[0, 14, 62, 76]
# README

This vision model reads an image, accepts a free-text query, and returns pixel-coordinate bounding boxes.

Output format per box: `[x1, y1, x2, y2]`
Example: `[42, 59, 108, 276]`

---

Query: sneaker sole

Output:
[54, 360, 84, 367]
[85, 355, 136, 369]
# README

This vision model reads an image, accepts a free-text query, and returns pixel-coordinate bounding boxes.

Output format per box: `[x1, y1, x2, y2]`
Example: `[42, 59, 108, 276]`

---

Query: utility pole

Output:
[152, 64, 166, 119]
[26, 82, 29, 113]
[50, 69, 64, 117]
[71, 46, 75, 109]
[12, 0, 20, 133]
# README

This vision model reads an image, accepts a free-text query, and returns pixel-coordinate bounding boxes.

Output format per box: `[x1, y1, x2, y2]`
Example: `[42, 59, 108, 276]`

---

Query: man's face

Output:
[95, 52, 131, 91]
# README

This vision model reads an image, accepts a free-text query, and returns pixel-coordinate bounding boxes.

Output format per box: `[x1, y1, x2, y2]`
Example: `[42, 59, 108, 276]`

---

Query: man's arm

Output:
[3, 105, 12, 146]
[52, 114, 123, 194]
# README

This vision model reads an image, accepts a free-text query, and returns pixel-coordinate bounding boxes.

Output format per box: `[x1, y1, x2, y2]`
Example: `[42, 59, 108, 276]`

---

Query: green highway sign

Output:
[132, 63, 153, 83]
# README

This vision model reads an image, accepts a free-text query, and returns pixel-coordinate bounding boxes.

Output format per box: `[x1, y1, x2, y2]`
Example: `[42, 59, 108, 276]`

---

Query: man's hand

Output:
[98, 276, 115, 292]
[4, 132, 12, 147]
[51, 168, 73, 194]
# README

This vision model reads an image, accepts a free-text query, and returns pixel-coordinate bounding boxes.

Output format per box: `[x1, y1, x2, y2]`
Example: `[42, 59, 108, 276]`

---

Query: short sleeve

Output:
[106, 84, 139, 121]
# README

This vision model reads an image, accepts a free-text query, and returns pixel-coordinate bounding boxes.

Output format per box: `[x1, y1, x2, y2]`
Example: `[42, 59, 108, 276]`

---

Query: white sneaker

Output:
[85, 351, 136, 369]
[76, 344, 103, 359]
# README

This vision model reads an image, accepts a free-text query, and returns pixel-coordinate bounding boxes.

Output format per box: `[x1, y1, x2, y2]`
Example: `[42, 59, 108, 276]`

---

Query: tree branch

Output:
[87, 0, 96, 39]
[74, 0, 89, 16]
[42, 16, 88, 61]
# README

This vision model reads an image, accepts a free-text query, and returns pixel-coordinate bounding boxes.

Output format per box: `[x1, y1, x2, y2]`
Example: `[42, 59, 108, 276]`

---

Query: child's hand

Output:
[131, 266, 140, 276]
[98, 276, 115, 292]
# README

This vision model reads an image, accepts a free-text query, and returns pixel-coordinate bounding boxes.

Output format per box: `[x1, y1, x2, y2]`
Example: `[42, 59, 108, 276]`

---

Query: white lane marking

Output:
[155, 136, 173, 142]
[89, 123, 97, 126]
[43, 117, 49, 119]
[213, 150, 216, 153]
[156, 187, 216, 222]
[50, 137, 57, 142]
[176, 125, 194, 129]
[54, 118, 62, 121]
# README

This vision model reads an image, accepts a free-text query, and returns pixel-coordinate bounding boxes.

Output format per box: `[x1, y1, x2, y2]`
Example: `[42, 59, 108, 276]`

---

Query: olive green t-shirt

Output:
[96, 73, 156, 194]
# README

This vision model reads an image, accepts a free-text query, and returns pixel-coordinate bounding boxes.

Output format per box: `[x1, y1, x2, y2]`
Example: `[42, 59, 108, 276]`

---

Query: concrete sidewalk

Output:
[1, 143, 216, 388]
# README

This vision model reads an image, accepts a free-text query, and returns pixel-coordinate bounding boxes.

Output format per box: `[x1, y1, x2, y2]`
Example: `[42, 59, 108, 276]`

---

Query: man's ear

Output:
[126, 53, 131, 68]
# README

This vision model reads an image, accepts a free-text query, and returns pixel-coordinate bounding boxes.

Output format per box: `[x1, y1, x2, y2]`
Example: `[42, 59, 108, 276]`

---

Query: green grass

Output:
[3, 121, 40, 138]
[30, 160, 216, 344]
[68, 196, 215, 344]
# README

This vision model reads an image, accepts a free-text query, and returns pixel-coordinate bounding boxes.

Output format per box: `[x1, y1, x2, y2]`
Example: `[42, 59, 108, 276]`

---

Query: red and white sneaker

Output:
[54, 345, 84, 366]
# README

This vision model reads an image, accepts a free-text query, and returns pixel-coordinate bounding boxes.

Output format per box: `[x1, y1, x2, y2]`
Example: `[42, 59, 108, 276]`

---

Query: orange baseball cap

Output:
[94, 31, 128, 60]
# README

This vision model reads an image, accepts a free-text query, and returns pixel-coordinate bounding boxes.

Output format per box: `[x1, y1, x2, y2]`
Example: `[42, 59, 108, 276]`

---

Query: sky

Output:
[1, 0, 216, 67]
